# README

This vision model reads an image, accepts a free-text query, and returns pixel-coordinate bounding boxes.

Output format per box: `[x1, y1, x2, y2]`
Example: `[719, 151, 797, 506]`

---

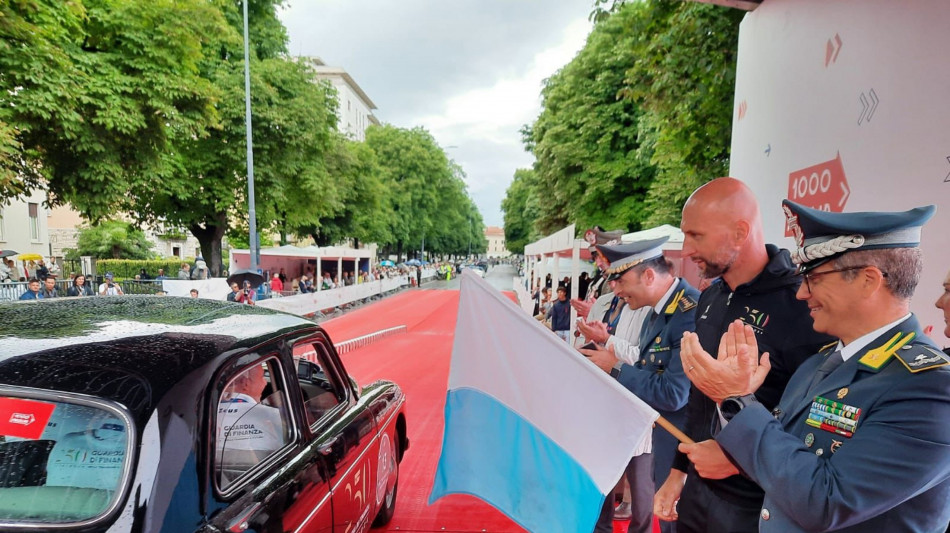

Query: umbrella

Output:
[0, 250, 17, 259]
[379, 260, 395, 267]
[405, 259, 422, 267]
[227, 269, 265, 289]
[17, 253, 42, 261]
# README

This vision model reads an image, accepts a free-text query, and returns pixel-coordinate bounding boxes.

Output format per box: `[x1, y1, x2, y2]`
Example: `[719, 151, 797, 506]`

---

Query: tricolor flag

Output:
[429, 271, 658, 533]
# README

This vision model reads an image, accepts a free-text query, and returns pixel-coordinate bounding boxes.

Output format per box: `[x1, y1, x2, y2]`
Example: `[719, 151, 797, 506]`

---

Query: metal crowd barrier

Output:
[334, 325, 408, 355]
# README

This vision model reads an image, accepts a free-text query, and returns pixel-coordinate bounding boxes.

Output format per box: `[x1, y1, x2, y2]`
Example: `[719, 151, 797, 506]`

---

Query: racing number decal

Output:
[344, 462, 372, 533]
[376, 433, 393, 507]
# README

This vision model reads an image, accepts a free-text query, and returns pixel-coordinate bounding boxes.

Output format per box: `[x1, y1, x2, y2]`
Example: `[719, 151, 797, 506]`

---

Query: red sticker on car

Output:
[0, 397, 56, 440]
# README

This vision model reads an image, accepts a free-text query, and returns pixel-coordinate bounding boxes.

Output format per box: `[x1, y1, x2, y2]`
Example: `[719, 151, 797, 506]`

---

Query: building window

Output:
[28, 203, 39, 241]
[173, 246, 181, 258]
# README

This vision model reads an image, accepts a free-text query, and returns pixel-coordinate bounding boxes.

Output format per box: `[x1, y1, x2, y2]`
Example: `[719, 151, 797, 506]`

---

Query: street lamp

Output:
[242, 0, 259, 271]
[467, 217, 472, 259]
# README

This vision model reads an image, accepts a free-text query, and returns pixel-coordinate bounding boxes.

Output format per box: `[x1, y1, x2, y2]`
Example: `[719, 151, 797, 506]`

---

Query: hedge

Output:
[96, 258, 230, 280]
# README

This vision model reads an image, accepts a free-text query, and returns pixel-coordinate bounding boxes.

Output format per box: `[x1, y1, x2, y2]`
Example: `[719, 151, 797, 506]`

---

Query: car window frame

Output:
[0, 385, 136, 531]
[292, 335, 351, 431]
[211, 353, 300, 499]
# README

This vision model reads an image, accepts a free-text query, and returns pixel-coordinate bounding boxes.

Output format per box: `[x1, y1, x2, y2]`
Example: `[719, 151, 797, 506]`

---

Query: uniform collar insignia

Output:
[664, 289, 684, 315]
[858, 331, 914, 371]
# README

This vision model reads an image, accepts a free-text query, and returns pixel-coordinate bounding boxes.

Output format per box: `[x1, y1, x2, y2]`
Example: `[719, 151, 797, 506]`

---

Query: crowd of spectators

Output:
[7, 257, 444, 301]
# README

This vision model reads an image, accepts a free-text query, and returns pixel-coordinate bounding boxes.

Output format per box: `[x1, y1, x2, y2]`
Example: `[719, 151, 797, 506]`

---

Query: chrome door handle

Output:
[317, 436, 339, 456]
[227, 502, 262, 532]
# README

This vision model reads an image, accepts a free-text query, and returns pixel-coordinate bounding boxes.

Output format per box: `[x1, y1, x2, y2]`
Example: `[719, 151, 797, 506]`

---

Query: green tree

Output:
[621, 1, 743, 226]
[76, 221, 155, 259]
[366, 125, 448, 260]
[526, 1, 661, 235]
[287, 134, 393, 248]
[501, 168, 542, 254]
[0, 0, 222, 213]
[519, 0, 741, 236]
[128, 1, 338, 275]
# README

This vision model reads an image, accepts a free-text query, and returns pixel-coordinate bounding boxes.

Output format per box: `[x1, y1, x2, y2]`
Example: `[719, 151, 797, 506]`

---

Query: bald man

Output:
[654, 178, 832, 532]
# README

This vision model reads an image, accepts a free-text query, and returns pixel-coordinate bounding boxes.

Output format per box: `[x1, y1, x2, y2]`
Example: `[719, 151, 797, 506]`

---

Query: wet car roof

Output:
[0, 297, 317, 423]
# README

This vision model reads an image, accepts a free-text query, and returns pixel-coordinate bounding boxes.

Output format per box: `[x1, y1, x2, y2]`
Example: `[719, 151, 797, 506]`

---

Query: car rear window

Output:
[0, 391, 133, 526]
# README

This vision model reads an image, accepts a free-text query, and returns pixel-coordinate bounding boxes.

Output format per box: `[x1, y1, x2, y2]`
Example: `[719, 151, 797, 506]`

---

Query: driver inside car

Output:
[216, 362, 289, 481]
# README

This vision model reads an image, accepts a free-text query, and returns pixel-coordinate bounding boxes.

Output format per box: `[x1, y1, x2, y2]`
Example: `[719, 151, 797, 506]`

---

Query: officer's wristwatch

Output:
[610, 361, 623, 379]
[719, 394, 758, 422]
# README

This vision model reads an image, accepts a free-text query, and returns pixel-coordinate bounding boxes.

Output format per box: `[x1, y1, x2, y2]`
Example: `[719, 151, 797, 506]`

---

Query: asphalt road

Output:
[421, 263, 517, 292]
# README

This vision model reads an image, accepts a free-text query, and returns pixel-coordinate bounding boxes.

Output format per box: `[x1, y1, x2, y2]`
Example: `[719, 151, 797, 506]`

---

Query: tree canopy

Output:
[1, 0, 488, 272]
[0, 0, 222, 213]
[76, 220, 155, 260]
[505, 0, 742, 251]
[366, 125, 485, 260]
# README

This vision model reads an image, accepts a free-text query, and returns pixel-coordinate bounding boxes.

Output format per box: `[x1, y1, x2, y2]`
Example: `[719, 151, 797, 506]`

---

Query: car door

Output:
[206, 350, 333, 533]
[292, 335, 379, 533]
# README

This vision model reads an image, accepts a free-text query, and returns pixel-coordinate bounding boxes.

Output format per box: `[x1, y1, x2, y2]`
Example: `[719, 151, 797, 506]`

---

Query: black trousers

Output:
[675, 477, 760, 533]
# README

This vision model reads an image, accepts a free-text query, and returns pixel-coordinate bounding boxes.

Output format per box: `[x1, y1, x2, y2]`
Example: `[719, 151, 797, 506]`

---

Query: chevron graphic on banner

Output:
[825, 33, 843, 67]
[858, 89, 879, 125]
[945, 156, 950, 183]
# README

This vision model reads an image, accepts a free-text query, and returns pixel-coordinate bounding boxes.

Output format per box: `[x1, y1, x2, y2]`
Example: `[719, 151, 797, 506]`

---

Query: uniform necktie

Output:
[806, 350, 844, 396]
[638, 310, 660, 349]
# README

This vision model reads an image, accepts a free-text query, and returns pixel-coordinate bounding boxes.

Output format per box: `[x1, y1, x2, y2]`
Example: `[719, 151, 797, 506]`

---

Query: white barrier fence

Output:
[256, 277, 408, 316]
[334, 325, 408, 354]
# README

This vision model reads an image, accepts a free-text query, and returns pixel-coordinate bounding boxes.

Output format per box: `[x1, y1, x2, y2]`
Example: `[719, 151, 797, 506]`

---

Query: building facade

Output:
[0, 191, 51, 259]
[484, 226, 510, 258]
[301, 57, 379, 141]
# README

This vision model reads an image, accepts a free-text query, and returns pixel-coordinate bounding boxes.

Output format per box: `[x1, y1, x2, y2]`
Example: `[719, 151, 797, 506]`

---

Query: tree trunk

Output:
[396, 240, 403, 263]
[189, 211, 227, 277]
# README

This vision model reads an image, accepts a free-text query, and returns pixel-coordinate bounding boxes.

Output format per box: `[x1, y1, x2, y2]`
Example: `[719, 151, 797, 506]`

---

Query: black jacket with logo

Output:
[671, 245, 834, 505]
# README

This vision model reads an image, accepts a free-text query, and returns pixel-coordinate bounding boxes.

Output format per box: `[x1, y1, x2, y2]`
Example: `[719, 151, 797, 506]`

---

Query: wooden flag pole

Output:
[657, 415, 694, 444]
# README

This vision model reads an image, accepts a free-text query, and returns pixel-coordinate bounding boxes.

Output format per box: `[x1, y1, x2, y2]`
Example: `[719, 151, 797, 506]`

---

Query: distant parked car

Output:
[460, 264, 485, 277]
[0, 296, 408, 532]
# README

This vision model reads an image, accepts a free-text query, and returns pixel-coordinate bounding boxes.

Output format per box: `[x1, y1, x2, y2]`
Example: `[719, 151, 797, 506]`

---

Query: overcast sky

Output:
[278, 0, 594, 227]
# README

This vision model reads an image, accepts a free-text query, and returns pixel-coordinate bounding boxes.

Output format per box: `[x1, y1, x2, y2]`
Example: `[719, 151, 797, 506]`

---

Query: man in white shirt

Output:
[579, 236, 699, 533]
[98, 273, 124, 296]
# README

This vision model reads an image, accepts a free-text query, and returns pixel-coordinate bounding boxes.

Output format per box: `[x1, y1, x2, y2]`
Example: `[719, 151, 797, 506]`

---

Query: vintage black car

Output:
[0, 296, 408, 532]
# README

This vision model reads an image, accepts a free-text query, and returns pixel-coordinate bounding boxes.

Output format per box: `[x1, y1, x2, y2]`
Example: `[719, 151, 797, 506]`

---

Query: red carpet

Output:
[322, 288, 653, 533]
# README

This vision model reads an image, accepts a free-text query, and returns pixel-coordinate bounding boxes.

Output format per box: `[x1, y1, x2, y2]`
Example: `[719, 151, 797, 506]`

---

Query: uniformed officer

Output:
[572, 226, 625, 322]
[581, 236, 699, 533]
[681, 200, 950, 532]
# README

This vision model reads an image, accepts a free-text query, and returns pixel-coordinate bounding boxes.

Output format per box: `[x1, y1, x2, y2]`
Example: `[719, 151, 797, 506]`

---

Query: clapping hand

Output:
[576, 319, 609, 344]
[569, 297, 594, 319]
[680, 319, 771, 403]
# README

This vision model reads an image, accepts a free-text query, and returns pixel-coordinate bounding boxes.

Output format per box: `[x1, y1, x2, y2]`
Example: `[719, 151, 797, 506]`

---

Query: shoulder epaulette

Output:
[895, 344, 950, 373]
[677, 293, 697, 312]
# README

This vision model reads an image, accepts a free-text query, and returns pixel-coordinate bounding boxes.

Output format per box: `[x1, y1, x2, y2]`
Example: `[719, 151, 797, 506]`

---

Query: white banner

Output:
[161, 279, 231, 300]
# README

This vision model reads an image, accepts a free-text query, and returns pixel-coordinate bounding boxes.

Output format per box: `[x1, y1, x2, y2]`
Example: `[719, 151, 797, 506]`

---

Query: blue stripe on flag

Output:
[429, 387, 605, 533]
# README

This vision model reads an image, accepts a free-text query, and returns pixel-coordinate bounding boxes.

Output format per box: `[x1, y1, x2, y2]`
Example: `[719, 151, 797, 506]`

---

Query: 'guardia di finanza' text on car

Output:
[0, 296, 408, 532]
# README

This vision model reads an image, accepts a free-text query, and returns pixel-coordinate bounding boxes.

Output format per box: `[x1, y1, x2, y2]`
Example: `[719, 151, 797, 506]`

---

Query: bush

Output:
[96, 258, 230, 280]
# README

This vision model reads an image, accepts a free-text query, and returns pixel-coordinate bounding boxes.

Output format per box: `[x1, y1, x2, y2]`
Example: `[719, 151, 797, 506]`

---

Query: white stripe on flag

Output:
[430, 270, 658, 533]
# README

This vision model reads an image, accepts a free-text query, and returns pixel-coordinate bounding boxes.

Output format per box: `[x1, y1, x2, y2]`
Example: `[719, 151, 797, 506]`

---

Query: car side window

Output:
[214, 357, 292, 491]
[292, 342, 343, 427]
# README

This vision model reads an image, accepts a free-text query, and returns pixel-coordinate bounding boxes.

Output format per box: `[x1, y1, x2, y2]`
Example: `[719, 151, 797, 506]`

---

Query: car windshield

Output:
[0, 393, 132, 525]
